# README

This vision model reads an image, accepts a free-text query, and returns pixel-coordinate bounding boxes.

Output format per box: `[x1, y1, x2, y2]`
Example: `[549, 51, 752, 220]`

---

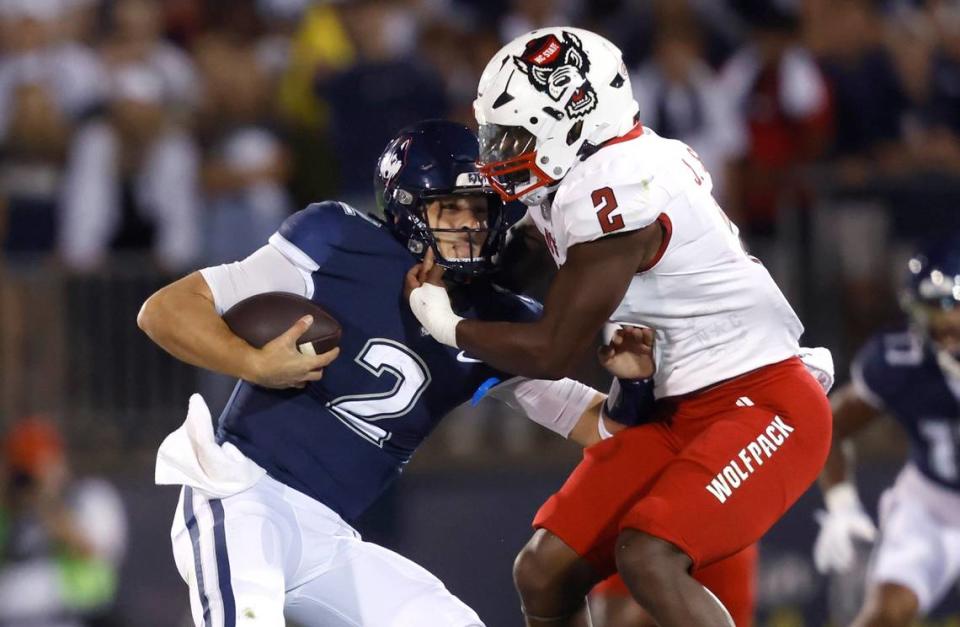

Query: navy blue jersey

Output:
[854, 330, 960, 490]
[216, 202, 541, 520]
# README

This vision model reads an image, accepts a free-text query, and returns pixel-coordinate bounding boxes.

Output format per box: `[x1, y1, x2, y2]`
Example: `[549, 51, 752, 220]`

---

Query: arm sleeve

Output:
[199, 243, 312, 314]
[485, 377, 599, 438]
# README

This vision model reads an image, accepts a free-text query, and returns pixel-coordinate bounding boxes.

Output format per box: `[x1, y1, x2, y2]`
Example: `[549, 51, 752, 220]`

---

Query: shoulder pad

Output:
[275, 201, 379, 268]
[500, 288, 544, 323]
[852, 331, 924, 408]
[476, 284, 543, 323]
[555, 178, 668, 250]
[555, 149, 671, 250]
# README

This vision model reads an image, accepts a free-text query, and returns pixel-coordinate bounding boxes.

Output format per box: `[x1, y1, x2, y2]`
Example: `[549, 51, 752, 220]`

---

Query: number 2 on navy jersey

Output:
[327, 339, 431, 447]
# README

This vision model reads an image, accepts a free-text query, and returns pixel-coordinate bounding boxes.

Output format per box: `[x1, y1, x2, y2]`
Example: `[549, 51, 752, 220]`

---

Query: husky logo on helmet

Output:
[513, 31, 597, 119]
[378, 138, 410, 184]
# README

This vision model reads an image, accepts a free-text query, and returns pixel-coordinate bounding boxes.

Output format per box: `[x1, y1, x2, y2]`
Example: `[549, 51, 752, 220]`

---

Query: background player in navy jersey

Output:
[815, 236, 960, 627]
[138, 120, 647, 627]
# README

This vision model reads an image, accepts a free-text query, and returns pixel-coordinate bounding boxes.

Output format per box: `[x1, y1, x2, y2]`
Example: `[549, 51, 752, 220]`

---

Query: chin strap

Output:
[518, 178, 558, 207]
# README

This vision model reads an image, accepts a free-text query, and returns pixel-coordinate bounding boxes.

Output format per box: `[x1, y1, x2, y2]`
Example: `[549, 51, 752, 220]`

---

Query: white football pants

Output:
[170, 474, 484, 626]
[869, 464, 960, 614]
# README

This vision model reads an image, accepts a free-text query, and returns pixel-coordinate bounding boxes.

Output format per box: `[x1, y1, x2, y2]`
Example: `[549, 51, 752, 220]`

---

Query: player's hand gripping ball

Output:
[223, 292, 342, 389]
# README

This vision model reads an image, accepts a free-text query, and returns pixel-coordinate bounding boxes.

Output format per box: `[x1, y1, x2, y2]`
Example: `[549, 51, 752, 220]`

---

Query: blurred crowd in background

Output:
[2, 0, 960, 365]
[1, 0, 960, 624]
[0, 0, 955, 254]
[0, 0, 958, 341]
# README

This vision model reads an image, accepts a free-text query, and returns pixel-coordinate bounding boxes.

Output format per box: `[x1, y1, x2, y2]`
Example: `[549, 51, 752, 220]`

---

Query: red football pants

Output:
[534, 357, 831, 572]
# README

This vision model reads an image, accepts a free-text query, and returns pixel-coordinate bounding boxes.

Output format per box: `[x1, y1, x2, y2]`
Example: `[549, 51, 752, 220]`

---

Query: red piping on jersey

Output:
[597, 122, 645, 151]
[638, 213, 672, 273]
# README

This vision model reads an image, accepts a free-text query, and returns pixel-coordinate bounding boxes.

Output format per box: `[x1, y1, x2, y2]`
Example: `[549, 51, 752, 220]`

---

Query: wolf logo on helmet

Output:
[513, 31, 597, 118]
[475, 28, 638, 205]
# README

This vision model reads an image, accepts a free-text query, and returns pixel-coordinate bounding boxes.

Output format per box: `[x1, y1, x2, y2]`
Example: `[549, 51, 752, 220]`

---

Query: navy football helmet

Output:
[902, 235, 960, 374]
[375, 120, 508, 276]
[903, 236, 960, 312]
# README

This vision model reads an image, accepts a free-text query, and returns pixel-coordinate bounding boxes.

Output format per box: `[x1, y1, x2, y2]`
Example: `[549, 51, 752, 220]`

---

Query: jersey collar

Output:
[577, 122, 645, 162]
[597, 122, 645, 151]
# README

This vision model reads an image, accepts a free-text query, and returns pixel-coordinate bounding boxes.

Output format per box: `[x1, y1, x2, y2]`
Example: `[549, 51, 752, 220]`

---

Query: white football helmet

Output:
[474, 27, 639, 205]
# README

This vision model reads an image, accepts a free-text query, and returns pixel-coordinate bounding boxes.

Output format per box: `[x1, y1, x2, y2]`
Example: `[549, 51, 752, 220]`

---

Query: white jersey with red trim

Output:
[528, 126, 803, 397]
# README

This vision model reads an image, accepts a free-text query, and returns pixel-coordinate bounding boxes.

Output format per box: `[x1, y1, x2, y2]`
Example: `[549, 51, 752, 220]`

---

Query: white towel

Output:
[155, 393, 265, 498]
[799, 346, 835, 393]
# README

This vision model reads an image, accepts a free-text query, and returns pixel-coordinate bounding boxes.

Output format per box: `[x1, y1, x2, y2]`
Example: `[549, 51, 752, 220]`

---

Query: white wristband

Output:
[409, 283, 463, 348]
[824, 483, 861, 513]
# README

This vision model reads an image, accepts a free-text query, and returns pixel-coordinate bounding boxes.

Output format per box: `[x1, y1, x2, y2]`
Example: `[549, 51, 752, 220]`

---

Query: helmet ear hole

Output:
[407, 239, 425, 255]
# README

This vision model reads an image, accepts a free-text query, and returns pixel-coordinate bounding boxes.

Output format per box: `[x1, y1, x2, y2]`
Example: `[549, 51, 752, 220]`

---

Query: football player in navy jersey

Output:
[138, 120, 648, 627]
[814, 237, 960, 627]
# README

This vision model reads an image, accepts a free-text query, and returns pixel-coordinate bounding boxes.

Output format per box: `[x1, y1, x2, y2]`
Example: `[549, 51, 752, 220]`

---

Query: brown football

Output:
[223, 292, 342, 355]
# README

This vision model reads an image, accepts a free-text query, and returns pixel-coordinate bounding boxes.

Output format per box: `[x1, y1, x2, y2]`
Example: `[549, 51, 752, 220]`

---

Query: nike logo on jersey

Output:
[705, 415, 795, 504]
[456, 351, 483, 364]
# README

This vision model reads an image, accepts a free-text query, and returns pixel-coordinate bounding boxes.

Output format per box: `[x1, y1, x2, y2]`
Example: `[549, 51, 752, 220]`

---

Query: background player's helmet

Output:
[375, 120, 508, 276]
[474, 27, 639, 206]
[901, 235, 960, 376]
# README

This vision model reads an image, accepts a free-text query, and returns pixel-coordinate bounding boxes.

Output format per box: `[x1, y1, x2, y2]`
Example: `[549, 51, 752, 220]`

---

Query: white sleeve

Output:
[199, 243, 313, 314]
[486, 377, 599, 438]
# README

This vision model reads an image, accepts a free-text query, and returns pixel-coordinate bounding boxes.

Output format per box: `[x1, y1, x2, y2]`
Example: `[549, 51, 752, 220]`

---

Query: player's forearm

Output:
[138, 273, 260, 381]
[818, 383, 880, 493]
[819, 441, 852, 492]
[457, 318, 587, 380]
[567, 396, 630, 447]
[414, 233, 649, 378]
[568, 395, 604, 447]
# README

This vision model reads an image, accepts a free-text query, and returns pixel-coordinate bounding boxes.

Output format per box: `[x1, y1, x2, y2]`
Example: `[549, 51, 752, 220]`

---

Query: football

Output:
[223, 292, 342, 355]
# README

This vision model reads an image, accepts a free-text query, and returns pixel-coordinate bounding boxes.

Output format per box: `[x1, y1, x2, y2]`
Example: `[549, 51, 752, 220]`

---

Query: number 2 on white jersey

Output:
[592, 187, 624, 234]
[327, 339, 431, 447]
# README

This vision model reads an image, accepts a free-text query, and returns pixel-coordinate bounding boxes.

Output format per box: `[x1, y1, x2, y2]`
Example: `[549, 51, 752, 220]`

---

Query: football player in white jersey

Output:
[406, 28, 834, 627]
